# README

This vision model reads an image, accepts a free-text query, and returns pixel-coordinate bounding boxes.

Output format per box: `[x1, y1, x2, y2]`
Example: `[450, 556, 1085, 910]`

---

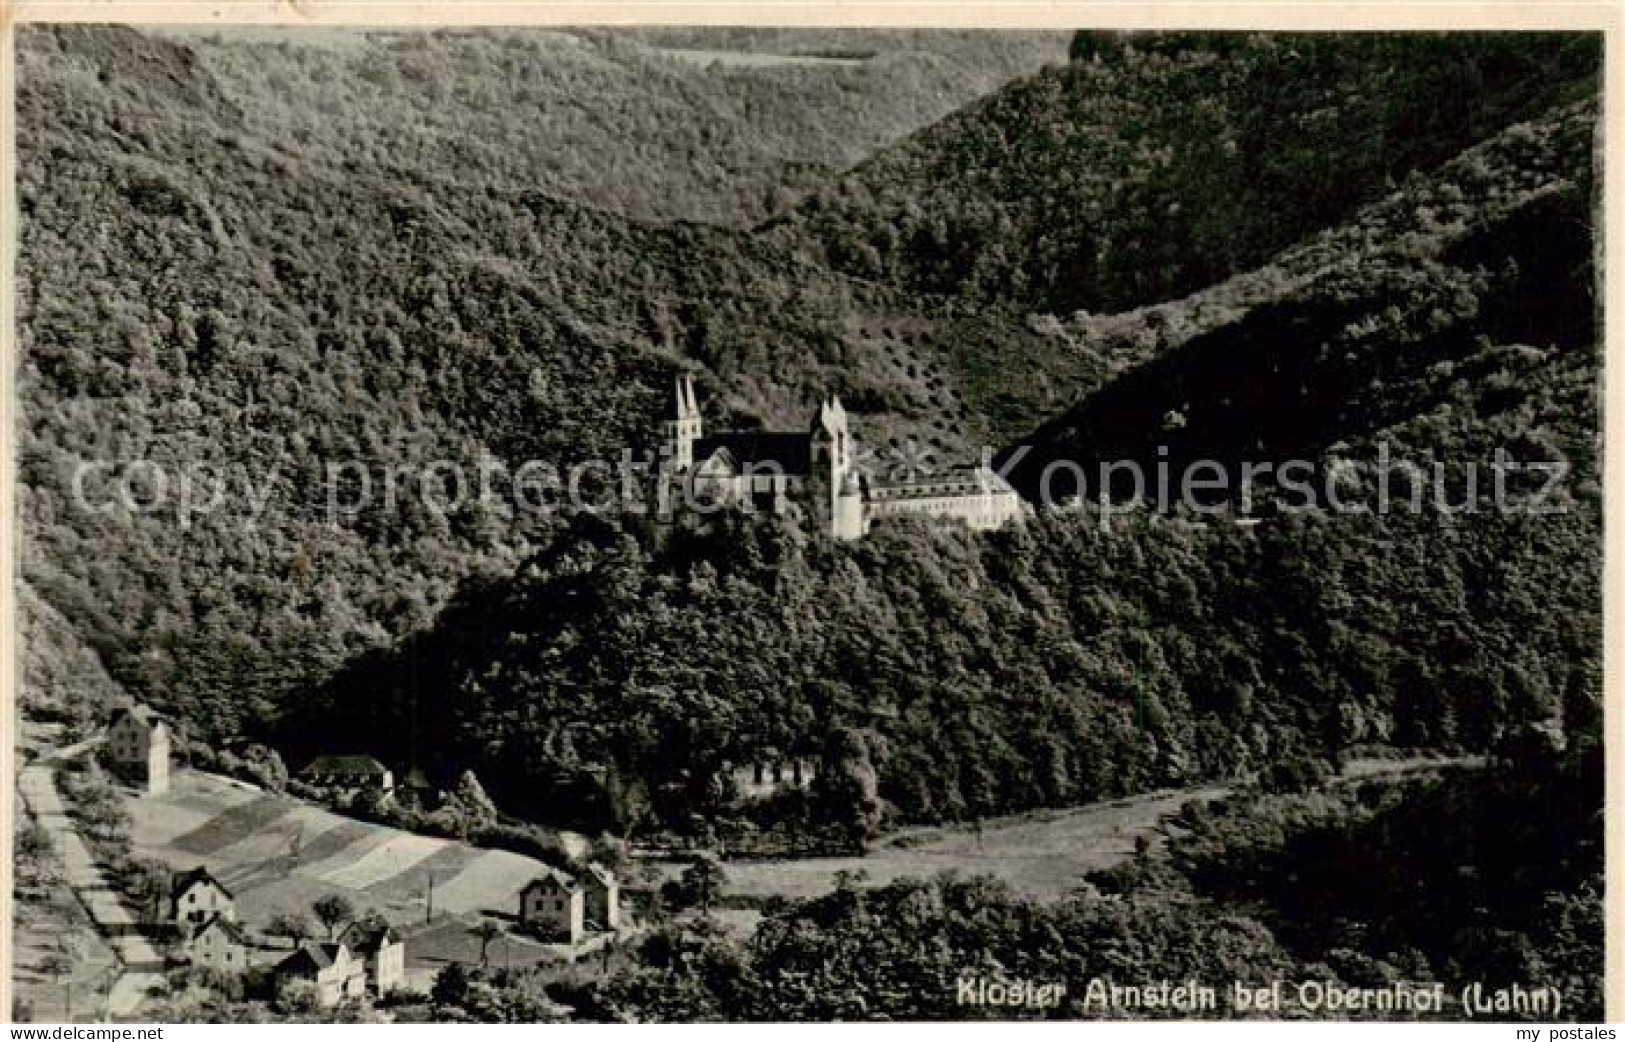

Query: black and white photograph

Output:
[6, 11, 1611, 1025]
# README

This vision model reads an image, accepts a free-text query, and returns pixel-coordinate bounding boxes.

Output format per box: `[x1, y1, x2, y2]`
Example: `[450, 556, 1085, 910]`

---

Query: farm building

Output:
[186, 913, 251, 975]
[172, 866, 235, 926]
[340, 919, 405, 995]
[519, 871, 585, 945]
[300, 754, 395, 798]
[106, 704, 170, 796]
[275, 941, 366, 1008]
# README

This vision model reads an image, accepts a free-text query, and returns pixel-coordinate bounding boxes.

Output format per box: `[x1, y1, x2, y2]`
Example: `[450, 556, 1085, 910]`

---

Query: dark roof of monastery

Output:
[693, 431, 811, 477]
[866, 465, 1016, 501]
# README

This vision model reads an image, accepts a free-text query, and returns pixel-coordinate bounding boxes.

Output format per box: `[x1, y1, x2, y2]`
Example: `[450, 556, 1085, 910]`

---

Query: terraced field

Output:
[127, 770, 572, 971]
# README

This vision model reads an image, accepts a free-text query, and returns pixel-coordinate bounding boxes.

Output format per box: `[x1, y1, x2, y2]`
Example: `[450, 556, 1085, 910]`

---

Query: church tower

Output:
[812, 396, 863, 539]
[833, 464, 866, 540]
[810, 396, 850, 475]
[665, 374, 701, 471]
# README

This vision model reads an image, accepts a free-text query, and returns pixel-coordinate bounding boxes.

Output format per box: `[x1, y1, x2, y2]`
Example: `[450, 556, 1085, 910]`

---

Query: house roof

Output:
[172, 865, 233, 900]
[583, 863, 617, 889]
[277, 941, 348, 976]
[341, 919, 401, 951]
[521, 869, 583, 896]
[111, 704, 164, 729]
[192, 913, 251, 946]
[302, 754, 390, 778]
[693, 431, 812, 477]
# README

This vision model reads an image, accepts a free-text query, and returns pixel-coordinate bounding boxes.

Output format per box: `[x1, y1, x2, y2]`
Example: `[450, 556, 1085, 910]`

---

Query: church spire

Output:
[666, 373, 701, 470]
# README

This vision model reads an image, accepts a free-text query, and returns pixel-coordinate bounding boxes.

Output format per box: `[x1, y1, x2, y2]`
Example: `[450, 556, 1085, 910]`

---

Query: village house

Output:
[340, 919, 406, 996]
[300, 755, 395, 799]
[582, 863, 620, 932]
[518, 871, 585, 945]
[106, 704, 170, 796]
[186, 913, 252, 975]
[274, 941, 367, 1008]
[172, 866, 235, 926]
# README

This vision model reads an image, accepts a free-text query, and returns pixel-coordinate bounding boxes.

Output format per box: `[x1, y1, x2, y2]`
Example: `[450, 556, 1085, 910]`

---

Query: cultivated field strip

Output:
[321, 833, 450, 890]
[361, 842, 482, 898]
[167, 794, 293, 855]
[128, 771, 549, 929]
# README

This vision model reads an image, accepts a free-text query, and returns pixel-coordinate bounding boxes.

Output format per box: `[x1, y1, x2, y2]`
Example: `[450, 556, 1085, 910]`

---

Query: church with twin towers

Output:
[662, 374, 1026, 540]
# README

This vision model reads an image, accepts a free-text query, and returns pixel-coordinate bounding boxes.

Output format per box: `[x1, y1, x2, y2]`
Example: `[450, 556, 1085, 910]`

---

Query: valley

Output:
[11, 23, 1605, 1024]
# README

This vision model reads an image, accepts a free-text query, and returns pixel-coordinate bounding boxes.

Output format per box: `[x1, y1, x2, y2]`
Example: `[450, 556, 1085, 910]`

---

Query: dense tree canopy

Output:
[283, 498, 1598, 842]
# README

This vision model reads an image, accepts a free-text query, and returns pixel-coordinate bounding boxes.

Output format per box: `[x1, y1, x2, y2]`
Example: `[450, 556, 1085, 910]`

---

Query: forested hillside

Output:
[17, 27, 1601, 842]
[16, 25, 1604, 1023]
[997, 98, 1599, 504]
[261, 34, 1600, 840]
[759, 33, 1600, 443]
[164, 25, 1069, 226]
[281, 503, 1600, 839]
[768, 32, 1599, 315]
[17, 25, 1057, 742]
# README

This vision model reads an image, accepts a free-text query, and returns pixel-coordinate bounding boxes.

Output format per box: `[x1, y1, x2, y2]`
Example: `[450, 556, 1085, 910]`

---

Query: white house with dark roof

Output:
[186, 913, 252, 974]
[171, 866, 235, 926]
[107, 704, 170, 796]
[275, 941, 366, 1008]
[340, 919, 405, 995]
[519, 871, 585, 945]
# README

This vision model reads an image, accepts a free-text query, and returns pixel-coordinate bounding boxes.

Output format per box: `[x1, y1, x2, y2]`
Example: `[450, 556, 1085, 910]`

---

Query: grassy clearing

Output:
[401, 916, 560, 975]
[654, 785, 1231, 906]
[429, 848, 547, 918]
[676, 762, 1457, 909]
